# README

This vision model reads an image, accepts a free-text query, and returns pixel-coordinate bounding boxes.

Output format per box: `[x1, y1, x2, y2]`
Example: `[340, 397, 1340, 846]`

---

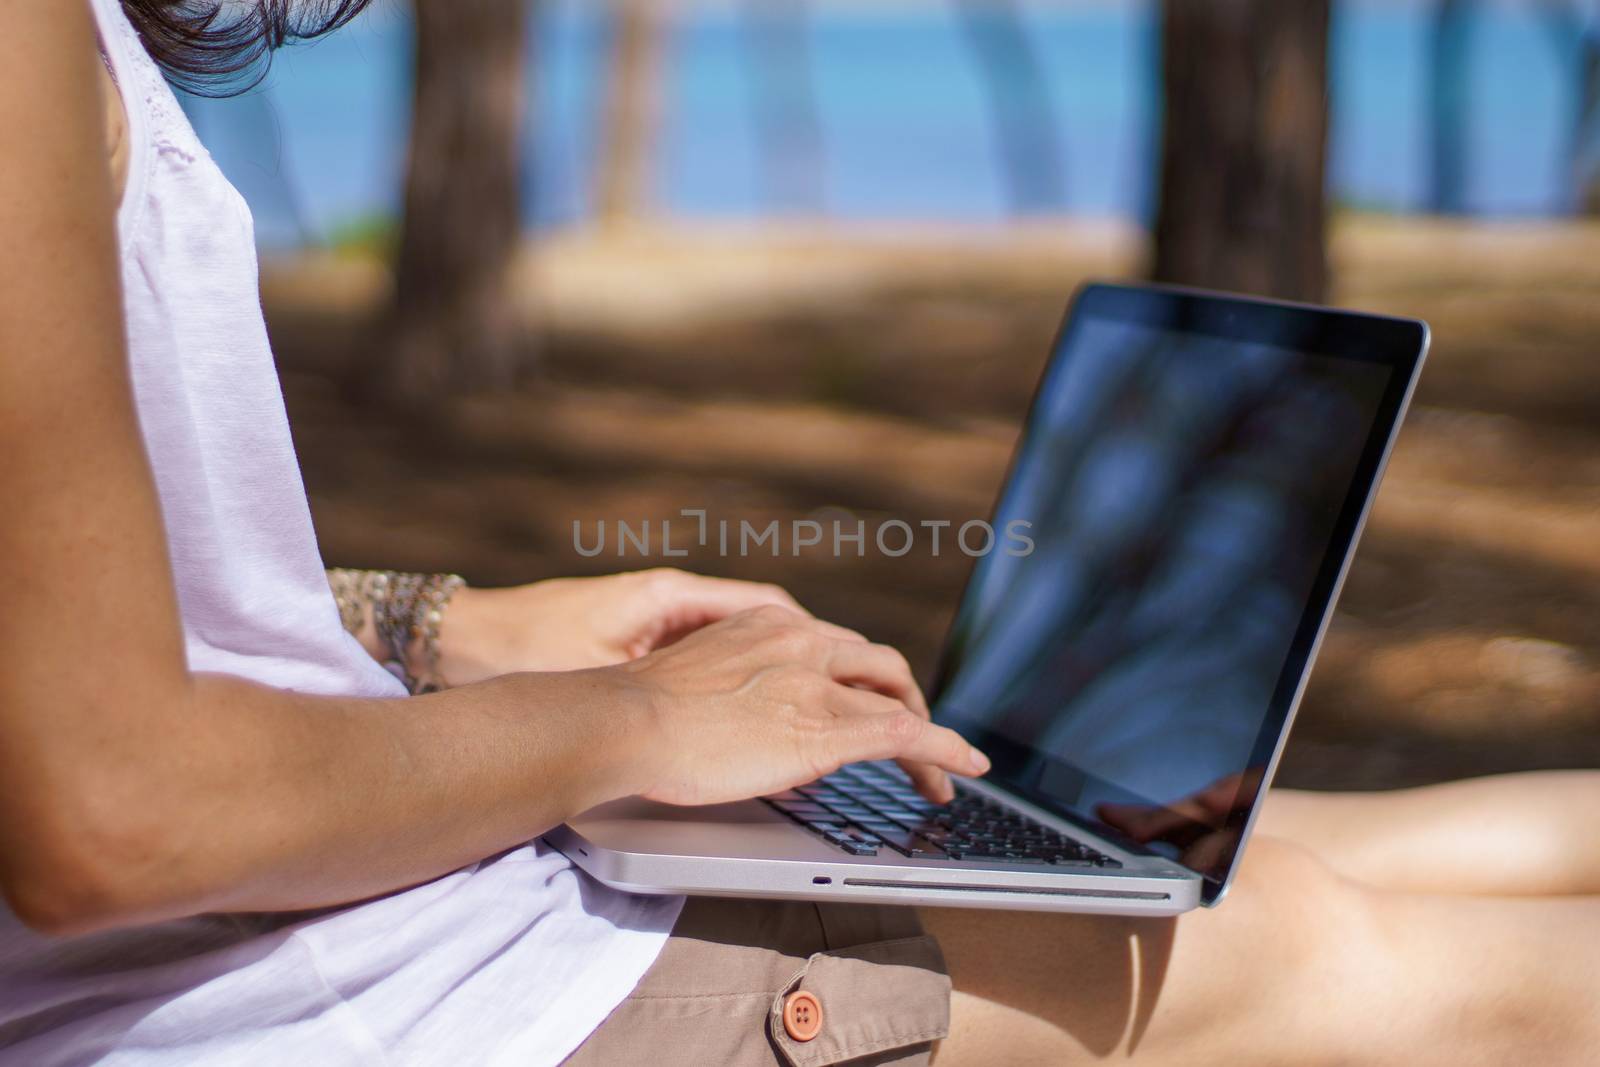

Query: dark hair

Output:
[119, 1, 376, 96]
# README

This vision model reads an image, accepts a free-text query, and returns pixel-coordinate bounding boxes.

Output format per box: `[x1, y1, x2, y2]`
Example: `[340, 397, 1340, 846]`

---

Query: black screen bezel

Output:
[927, 282, 1428, 904]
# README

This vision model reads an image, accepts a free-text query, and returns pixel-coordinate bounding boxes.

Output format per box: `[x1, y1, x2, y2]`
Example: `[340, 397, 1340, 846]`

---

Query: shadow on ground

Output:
[265, 219, 1600, 791]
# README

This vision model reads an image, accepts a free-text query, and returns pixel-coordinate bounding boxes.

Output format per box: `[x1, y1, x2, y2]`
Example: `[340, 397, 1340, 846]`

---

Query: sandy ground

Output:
[263, 216, 1600, 791]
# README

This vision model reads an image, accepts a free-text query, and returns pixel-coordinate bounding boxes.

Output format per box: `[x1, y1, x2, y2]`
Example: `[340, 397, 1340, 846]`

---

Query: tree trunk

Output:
[1531, 5, 1600, 216]
[956, 0, 1065, 215]
[596, 0, 665, 227]
[1429, 0, 1471, 215]
[744, 0, 825, 215]
[382, 0, 529, 404]
[1151, 0, 1331, 303]
[1572, 20, 1599, 215]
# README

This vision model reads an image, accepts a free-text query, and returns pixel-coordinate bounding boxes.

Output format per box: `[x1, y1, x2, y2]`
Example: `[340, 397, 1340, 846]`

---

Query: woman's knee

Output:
[1163, 838, 1395, 1058]
[932, 840, 1395, 1065]
[1230, 833, 1356, 899]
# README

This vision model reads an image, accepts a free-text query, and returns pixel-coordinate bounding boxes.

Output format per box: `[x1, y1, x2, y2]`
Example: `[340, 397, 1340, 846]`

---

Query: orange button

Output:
[782, 989, 824, 1042]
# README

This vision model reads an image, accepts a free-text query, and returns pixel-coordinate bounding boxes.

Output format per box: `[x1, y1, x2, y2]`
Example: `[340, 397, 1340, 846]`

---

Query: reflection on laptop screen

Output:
[932, 294, 1401, 889]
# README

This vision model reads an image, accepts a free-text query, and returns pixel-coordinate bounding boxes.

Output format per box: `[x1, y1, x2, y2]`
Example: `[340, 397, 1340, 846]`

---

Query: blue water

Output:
[180, 0, 1596, 248]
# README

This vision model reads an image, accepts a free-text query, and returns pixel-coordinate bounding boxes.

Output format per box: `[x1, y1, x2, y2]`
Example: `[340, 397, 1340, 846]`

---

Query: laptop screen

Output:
[930, 284, 1426, 903]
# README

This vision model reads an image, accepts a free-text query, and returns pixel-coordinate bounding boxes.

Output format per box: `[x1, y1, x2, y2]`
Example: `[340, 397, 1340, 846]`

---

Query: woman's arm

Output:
[0, 5, 983, 937]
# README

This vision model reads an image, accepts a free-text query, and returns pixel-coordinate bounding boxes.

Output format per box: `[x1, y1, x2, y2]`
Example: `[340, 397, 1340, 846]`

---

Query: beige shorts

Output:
[563, 898, 950, 1066]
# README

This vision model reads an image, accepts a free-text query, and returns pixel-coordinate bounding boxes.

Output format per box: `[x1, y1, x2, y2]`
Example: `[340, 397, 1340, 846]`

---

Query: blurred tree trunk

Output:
[1429, 0, 1471, 215]
[380, 0, 529, 404]
[1151, 0, 1331, 303]
[1541, 8, 1600, 216]
[1582, 28, 1600, 214]
[956, 0, 1064, 215]
[744, 0, 825, 214]
[597, 0, 665, 227]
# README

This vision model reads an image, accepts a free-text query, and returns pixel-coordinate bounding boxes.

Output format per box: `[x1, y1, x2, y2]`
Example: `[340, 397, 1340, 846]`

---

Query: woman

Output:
[1, 3, 1597, 1064]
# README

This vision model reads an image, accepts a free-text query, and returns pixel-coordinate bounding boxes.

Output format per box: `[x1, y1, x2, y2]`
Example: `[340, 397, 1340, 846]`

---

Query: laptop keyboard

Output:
[761, 761, 1122, 867]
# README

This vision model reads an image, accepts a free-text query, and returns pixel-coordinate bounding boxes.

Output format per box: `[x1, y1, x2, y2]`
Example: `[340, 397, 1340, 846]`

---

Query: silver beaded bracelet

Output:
[327, 568, 465, 694]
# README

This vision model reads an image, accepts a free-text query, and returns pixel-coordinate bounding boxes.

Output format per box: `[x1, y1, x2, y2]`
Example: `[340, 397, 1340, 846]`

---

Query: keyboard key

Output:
[829, 805, 874, 819]
[872, 831, 940, 857]
[765, 771, 1115, 866]
[772, 801, 831, 816]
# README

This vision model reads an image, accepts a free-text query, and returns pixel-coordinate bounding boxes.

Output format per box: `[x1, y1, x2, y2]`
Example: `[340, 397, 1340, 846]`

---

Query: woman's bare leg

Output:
[1258, 771, 1600, 896]
[927, 836, 1600, 1066]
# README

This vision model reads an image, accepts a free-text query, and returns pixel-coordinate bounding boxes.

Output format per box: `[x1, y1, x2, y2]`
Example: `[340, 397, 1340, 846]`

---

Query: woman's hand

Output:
[442, 569, 977, 802]
[438, 568, 804, 682]
[611, 604, 990, 806]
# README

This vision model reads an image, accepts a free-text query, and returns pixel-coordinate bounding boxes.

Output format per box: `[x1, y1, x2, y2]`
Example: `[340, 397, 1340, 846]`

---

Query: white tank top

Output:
[0, 4, 680, 1062]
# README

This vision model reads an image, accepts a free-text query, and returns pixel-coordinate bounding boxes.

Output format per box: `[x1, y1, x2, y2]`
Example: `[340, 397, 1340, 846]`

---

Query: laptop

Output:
[547, 282, 1430, 915]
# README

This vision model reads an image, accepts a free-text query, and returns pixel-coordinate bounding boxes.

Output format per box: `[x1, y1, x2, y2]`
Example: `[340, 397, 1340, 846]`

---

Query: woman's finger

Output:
[669, 571, 811, 617]
[639, 574, 828, 652]
[824, 641, 929, 718]
[823, 690, 988, 780]
[823, 645, 959, 800]
[648, 572, 806, 633]
[897, 758, 956, 804]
